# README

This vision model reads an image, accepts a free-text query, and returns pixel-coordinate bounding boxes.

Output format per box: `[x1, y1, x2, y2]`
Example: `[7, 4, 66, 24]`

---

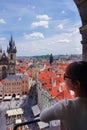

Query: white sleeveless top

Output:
[40, 97, 87, 130]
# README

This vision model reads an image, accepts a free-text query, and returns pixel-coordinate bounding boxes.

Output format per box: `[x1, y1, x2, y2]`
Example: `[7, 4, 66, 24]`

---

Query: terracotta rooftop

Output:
[38, 63, 74, 101]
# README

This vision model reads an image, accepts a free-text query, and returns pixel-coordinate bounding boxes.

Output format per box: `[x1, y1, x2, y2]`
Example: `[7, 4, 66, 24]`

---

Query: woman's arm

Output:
[40, 99, 68, 123]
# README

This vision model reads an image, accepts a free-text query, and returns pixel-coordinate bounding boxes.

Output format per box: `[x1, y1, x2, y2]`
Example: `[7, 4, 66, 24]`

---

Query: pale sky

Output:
[0, 0, 82, 56]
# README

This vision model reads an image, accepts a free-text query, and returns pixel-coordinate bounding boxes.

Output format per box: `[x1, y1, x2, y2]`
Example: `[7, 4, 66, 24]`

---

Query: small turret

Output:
[7, 36, 17, 53]
[49, 53, 54, 65]
[0, 47, 2, 59]
[0, 47, 2, 53]
[0, 50, 9, 64]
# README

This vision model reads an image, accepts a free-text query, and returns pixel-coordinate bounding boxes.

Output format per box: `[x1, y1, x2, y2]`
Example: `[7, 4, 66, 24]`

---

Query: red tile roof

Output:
[38, 63, 74, 101]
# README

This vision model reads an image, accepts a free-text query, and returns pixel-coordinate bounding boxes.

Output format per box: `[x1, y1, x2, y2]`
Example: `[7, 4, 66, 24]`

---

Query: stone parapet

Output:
[74, 0, 87, 61]
[74, 0, 86, 5]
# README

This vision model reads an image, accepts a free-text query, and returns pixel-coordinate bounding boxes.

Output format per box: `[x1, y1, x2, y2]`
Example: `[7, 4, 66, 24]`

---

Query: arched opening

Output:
[11, 54, 13, 60]
[12, 93, 16, 98]
[2, 66, 7, 79]
[74, 0, 87, 61]
[25, 92, 27, 94]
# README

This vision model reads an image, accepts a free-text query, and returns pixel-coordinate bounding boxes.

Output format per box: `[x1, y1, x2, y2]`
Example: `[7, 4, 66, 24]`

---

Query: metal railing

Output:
[13, 118, 40, 130]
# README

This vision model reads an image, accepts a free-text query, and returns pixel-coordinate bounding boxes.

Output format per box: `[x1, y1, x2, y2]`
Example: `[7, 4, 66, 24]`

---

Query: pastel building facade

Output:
[0, 73, 31, 99]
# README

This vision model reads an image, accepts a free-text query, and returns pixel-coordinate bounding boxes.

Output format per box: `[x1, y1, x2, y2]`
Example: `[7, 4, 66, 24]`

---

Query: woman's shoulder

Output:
[60, 97, 87, 109]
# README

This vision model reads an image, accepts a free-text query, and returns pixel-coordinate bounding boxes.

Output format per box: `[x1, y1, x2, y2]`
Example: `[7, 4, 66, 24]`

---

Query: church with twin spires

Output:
[0, 36, 17, 79]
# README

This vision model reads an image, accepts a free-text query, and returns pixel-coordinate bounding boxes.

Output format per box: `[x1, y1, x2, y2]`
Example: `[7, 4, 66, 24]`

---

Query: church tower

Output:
[7, 36, 17, 74]
[0, 47, 2, 59]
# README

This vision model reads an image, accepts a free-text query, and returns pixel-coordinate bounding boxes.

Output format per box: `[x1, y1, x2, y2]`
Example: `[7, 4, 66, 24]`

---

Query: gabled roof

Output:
[38, 63, 74, 101]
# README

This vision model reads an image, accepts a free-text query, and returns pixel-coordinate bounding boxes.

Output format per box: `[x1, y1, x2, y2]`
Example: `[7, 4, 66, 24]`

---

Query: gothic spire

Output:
[7, 35, 17, 53]
[0, 47, 2, 53]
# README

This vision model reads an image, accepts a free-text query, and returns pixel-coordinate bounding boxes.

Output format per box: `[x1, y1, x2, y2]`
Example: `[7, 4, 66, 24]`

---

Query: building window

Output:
[2, 66, 7, 79]
[11, 54, 13, 60]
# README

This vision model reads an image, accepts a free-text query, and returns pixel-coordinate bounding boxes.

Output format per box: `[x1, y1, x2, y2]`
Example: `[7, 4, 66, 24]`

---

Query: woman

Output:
[40, 61, 87, 130]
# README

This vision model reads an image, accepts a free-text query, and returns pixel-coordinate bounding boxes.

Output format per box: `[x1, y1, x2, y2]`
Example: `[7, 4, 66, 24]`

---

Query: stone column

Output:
[74, 0, 87, 61]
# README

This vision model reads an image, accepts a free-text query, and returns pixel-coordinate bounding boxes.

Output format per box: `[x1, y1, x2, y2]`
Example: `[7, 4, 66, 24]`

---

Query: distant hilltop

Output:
[17, 54, 82, 61]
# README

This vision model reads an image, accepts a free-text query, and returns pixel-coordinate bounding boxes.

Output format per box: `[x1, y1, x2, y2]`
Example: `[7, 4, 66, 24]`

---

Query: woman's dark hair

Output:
[66, 61, 87, 91]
